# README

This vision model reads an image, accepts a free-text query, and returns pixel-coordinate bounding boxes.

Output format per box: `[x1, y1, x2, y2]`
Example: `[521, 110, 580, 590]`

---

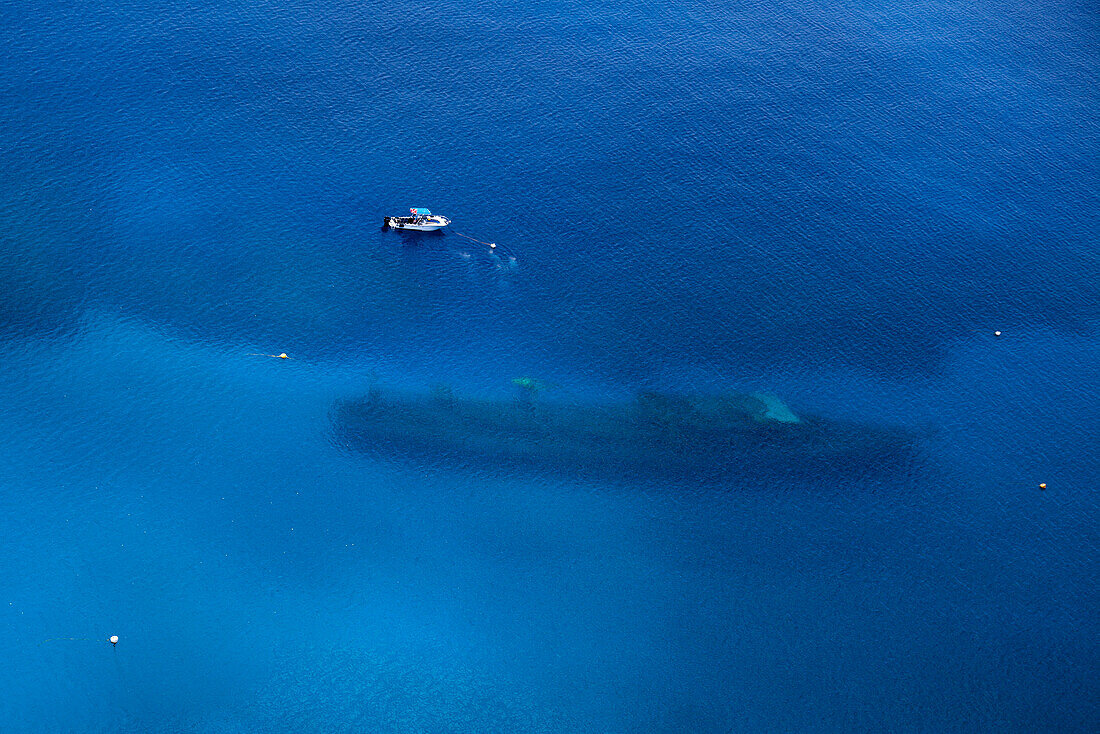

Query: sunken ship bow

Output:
[332, 384, 914, 481]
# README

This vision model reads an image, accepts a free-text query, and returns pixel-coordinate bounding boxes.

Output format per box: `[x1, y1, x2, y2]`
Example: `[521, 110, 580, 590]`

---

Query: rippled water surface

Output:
[1, 1, 1097, 731]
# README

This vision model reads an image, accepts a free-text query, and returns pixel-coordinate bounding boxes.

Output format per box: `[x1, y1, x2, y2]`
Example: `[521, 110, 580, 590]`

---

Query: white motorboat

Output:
[384, 207, 450, 231]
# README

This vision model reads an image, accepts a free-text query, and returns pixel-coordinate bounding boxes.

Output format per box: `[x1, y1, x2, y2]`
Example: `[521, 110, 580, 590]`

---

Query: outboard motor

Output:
[382, 217, 391, 229]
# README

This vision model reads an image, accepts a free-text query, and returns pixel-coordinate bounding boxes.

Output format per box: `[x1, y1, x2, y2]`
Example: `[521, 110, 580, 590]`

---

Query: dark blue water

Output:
[2, 1, 1097, 730]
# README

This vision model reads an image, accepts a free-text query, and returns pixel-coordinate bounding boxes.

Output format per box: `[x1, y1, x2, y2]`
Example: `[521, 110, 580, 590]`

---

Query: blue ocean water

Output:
[1, 0, 1097, 730]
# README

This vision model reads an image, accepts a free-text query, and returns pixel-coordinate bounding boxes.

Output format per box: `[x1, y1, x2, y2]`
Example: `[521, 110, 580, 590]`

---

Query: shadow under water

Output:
[332, 385, 914, 484]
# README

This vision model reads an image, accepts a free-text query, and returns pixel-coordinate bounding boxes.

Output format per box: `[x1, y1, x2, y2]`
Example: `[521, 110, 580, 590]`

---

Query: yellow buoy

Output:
[1039, 483, 1047, 490]
[278, 353, 288, 359]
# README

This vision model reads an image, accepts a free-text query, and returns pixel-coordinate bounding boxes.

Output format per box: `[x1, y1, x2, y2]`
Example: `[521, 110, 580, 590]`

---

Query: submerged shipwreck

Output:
[332, 382, 912, 482]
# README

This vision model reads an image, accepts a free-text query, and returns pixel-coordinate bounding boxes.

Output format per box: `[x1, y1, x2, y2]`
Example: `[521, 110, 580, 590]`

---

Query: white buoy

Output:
[994, 331, 1001, 337]
[109, 635, 119, 645]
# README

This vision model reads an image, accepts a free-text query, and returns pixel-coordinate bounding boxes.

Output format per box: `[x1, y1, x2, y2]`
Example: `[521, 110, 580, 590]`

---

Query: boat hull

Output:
[385, 216, 450, 231]
[332, 388, 913, 482]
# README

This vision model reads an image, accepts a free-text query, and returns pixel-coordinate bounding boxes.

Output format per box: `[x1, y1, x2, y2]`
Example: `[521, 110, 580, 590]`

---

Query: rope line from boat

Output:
[39, 637, 96, 646]
[450, 229, 518, 265]
[450, 230, 496, 248]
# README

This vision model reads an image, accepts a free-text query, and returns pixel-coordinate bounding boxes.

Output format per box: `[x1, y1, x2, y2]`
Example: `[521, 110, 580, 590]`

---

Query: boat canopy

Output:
[410, 207, 431, 216]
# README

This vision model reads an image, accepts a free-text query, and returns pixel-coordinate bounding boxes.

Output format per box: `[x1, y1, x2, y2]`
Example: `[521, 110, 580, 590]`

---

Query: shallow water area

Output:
[1, 0, 1097, 731]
